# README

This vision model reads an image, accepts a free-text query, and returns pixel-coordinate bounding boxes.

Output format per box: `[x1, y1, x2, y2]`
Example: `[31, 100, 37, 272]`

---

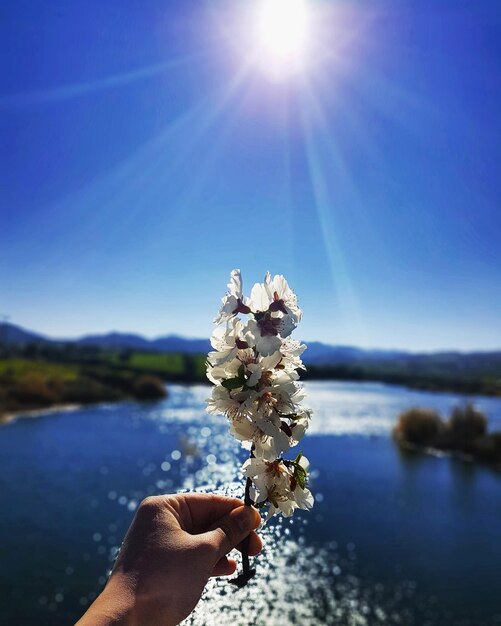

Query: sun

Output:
[254, 0, 311, 79]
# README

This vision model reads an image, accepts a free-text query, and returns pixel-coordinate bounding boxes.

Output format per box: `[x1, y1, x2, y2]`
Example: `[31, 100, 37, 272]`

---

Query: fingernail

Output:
[235, 506, 255, 532]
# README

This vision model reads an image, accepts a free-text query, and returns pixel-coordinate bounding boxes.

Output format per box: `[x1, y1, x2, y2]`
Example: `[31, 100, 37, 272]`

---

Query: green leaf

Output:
[276, 410, 301, 420]
[238, 364, 245, 381]
[291, 452, 307, 490]
[221, 377, 244, 390]
[294, 464, 307, 490]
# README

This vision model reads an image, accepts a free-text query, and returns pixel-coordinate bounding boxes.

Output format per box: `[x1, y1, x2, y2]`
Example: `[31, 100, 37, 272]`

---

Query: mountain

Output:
[0, 323, 405, 361]
[77, 332, 153, 351]
[0, 323, 51, 346]
[77, 332, 211, 354]
[151, 335, 211, 354]
[0, 323, 211, 355]
[304, 342, 409, 365]
[1, 323, 500, 372]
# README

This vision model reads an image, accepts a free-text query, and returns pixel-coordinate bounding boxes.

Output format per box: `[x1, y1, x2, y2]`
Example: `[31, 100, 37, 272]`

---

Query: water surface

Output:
[0, 381, 500, 625]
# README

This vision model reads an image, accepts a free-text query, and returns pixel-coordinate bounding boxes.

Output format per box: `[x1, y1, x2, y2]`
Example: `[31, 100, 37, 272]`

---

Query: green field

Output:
[127, 352, 185, 373]
[0, 358, 79, 381]
[0, 347, 195, 419]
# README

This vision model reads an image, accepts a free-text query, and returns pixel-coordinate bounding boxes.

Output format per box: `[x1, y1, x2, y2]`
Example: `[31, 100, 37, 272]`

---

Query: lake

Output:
[1, 381, 500, 625]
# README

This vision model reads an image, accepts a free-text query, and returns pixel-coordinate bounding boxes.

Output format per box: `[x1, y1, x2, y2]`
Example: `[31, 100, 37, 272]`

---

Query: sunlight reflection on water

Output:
[148, 382, 501, 625]
[145, 385, 423, 625]
[2, 381, 501, 625]
[150, 381, 501, 437]
[183, 484, 420, 626]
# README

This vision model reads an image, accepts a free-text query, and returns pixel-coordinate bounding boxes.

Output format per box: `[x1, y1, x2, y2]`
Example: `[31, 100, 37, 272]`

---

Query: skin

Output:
[76, 493, 262, 626]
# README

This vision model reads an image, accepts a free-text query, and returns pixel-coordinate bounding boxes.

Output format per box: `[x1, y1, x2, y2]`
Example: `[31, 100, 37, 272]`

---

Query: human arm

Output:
[76, 493, 262, 626]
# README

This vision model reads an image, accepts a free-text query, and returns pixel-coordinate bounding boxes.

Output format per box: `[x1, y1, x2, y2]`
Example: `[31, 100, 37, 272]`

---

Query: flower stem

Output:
[231, 447, 256, 588]
[241, 475, 253, 575]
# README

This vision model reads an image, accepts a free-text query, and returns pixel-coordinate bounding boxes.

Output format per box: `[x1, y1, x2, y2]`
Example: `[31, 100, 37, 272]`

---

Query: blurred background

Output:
[1, 1, 500, 624]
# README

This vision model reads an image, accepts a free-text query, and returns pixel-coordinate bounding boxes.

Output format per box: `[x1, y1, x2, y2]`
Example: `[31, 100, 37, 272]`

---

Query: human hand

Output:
[76, 493, 262, 626]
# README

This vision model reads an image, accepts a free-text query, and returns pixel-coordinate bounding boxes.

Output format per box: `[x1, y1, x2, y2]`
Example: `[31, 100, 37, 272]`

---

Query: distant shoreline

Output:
[3, 375, 501, 428]
[1, 344, 500, 424]
[0, 403, 82, 425]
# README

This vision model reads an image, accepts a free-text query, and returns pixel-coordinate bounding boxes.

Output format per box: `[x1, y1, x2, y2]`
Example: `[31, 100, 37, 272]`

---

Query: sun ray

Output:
[0, 55, 200, 109]
[21, 58, 256, 280]
[17, 97, 209, 278]
[298, 96, 366, 341]
[109, 60, 255, 231]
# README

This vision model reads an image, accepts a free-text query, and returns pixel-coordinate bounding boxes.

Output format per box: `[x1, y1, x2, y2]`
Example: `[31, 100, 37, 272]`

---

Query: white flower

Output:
[207, 319, 254, 385]
[245, 351, 282, 387]
[207, 269, 314, 523]
[254, 417, 292, 460]
[213, 269, 251, 325]
[242, 458, 287, 502]
[229, 413, 260, 443]
[244, 318, 284, 356]
[292, 484, 314, 512]
[244, 273, 301, 348]
[206, 360, 239, 385]
[249, 278, 271, 313]
[248, 272, 301, 321]
[208, 318, 248, 364]
[242, 456, 314, 521]
[289, 409, 312, 445]
[206, 386, 249, 419]
[269, 374, 305, 415]
[231, 418, 289, 461]
[265, 273, 302, 323]
[280, 338, 307, 371]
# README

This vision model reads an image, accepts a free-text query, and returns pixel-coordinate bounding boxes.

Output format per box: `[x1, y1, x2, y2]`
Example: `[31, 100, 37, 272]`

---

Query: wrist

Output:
[76, 574, 136, 626]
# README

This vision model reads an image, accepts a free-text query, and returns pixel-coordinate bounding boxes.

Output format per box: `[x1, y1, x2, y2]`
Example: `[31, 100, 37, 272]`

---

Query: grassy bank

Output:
[0, 348, 177, 419]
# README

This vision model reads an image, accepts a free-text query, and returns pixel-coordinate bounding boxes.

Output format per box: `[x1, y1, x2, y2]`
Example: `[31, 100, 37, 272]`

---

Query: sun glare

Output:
[255, 0, 311, 78]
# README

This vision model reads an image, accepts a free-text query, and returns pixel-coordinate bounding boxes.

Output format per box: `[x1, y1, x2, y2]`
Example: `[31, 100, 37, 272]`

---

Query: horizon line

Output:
[1, 321, 500, 356]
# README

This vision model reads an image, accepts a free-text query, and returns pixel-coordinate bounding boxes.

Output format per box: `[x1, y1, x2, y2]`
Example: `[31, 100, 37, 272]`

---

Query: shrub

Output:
[393, 407, 443, 446]
[132, 375, 167, 401]
[11, 373, 59, 407]
[448, 404, 487, 441]
[472, 433, 501, 465]
[61, 378, 123, 404]
[393, 403, 500, 469]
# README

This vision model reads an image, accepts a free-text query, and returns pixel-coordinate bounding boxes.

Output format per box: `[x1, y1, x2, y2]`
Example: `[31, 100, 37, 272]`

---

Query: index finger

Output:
[175, 492, 244, 531]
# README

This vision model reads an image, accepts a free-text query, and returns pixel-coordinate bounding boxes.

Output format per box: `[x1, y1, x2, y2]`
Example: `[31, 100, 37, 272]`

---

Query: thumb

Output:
[202, 505, 261, 559]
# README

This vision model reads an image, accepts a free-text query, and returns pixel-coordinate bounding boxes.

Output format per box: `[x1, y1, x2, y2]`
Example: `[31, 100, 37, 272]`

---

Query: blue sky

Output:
[1, 0, 500, 350]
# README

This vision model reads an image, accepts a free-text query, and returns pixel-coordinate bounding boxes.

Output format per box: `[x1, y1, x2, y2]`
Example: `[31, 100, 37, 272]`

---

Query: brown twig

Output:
[230, 448, 256, 588]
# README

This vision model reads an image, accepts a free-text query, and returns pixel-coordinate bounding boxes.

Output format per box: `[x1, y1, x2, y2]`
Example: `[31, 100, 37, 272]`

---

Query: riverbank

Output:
[301, 363, 501, 397]
[0, 356, 168, 421]
[0, 403, 82, 425]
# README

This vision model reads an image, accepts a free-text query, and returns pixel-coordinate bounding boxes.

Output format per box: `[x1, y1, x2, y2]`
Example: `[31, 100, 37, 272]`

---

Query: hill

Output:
[2, 322, 501, 369]
[1, 322, 501, 397]
[0, 323, 212, 354]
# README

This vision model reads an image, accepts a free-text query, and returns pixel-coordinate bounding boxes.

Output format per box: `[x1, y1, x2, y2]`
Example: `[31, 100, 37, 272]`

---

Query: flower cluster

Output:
[206, 269, 314, 521]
